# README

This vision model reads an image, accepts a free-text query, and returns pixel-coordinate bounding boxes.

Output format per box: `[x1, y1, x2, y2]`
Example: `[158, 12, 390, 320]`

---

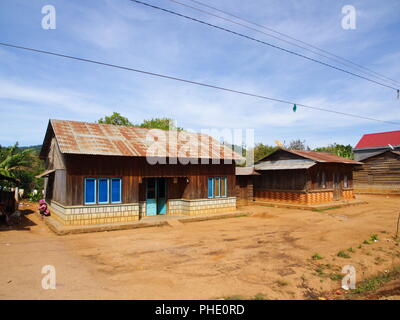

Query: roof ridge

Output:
[51, 118, 177, 132]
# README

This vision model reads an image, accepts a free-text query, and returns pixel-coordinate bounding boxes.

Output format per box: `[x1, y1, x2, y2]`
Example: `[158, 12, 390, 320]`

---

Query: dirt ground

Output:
[0, 195, 399, 300]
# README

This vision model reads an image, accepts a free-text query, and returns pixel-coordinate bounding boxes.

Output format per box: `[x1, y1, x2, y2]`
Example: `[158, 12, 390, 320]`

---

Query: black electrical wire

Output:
[184, 0, 400, 87]
[1, 41, 398, 126]
[129, 0, 399, 92]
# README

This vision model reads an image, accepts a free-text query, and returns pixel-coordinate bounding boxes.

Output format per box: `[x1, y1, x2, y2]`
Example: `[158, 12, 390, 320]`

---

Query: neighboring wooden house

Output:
[353, 130, 400, 194]
[236, 149, 361, 205]
[38, 120, 241, 226]
[353, 150, 400, 194]
[235, 167, 259, 206]
[353, 130, 400, 161]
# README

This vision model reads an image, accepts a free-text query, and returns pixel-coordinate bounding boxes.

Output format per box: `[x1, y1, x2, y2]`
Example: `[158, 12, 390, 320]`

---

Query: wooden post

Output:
[396, 212, 400, 240]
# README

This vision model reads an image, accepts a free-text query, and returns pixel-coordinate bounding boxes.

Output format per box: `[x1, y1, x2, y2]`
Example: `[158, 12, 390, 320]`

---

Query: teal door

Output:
[146, 178, 168, 216]
[157, 178, 167, 215]
[146, 178, 157, 216]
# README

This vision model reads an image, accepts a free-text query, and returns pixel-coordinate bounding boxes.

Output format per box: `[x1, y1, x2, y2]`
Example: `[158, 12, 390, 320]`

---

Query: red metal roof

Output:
[285, 149, 362, 164]
[355, 130, 400, 149]
[46, 119, 242, 160]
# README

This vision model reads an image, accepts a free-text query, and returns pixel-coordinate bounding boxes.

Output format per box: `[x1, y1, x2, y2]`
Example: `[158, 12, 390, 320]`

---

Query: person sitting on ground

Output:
[38, 200, 50, 217]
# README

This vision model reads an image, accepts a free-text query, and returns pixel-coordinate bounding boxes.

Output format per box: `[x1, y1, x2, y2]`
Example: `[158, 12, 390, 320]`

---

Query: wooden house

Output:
[235, 167, 258, 206]
[353, 150, 400, 194]
[236, 149, 361, 205]
[38, 120, 241, 226]
[353, 130, 400, 161]
[353, 130, 400, 194]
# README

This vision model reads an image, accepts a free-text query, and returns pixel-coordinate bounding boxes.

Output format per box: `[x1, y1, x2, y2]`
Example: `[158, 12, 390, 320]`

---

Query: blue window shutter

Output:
[111, 178, 122, 203]
[84, 178, 96, 204]
[208, 177, 214, 198]
[98, 178, 109, 204]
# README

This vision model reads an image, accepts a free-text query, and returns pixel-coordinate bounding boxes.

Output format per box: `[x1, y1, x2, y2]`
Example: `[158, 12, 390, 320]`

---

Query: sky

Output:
[0, 0, 399, 148]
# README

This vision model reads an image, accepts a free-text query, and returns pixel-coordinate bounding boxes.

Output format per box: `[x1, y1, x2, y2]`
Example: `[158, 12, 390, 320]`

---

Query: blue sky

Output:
[0, 0, 399, 148]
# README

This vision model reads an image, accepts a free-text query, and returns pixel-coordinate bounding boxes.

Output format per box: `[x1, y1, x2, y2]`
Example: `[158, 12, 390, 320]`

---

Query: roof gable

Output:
[258, 148, 361, 165]
[359, 149, 400, 162]
[40, 119, 242, 161]
[355, 130, 400, 149]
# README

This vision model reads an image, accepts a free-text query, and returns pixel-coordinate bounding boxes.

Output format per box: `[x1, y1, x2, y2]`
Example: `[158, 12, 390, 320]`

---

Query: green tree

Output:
[249, 143, 279, 162]
[97, 113, 182, 131]
[314, 143, 353, 159]
[97, 112, 133, 126]
[286, 139, 310, 150]
[0, 143, 33, 179]
[140, 118, 183, 131]
[0, 143, 44, 193]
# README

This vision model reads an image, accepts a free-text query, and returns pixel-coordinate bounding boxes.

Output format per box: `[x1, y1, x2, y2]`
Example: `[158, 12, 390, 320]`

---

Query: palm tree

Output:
[0, 143, 33, 180]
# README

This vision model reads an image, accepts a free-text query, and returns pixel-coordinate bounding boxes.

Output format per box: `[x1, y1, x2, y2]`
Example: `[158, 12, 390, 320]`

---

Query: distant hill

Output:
[19, 145, 42, 153]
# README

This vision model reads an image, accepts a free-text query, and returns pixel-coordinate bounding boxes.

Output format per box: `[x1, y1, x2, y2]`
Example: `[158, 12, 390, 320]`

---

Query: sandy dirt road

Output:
[0, 195, 399, 299]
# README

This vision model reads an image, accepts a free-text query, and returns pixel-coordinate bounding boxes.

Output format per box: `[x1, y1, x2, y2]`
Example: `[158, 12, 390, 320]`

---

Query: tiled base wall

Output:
[49, 197, 237, 225]
[49, 201, 140, 226]
[342, 190, 355, 200]
[168, 197, 236, 216]
[254, 190, 354, 204]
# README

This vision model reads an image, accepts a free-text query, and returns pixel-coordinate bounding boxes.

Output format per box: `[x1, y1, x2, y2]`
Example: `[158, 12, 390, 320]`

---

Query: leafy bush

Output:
[29, 192, 42, 202]
[337, 250, 351, 258]
[312, 253, 323, 260]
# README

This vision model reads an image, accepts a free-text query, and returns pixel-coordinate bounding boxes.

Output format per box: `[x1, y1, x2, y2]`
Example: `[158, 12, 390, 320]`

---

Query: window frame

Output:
[84, 178, 97, 205]
[343, 174, 349, 188]
[320, 171, 326, 189]
[111, 178, 122, 204]
[98, 178, 110, 204]
[207, 177, 214, 198]
[215, 177, 221, 198]
[208, 176, 228, 198]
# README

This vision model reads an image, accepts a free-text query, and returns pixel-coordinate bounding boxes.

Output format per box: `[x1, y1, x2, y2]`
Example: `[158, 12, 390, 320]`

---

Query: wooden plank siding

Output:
[307, 163, 354, 191]
[253, 169, 307, 191]
[235, 176, 254, 205]
[57, 154, 235, 206]
[251, 163, 355, 196]
[354, 151, 400, 192]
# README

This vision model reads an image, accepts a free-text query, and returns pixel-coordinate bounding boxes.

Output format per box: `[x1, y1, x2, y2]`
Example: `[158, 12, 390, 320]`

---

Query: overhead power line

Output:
[0, 41, 398, 126]
[129, 0, 399, 92]
[183, 0, 400, 88]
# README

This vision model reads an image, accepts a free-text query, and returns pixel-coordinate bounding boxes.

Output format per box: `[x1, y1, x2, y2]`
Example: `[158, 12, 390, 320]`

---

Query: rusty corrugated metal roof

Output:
[235, 167, 260, 175]
[48, 119, 242, 160]
[255, 159, 316, 170]
[287, 149, 362, 164]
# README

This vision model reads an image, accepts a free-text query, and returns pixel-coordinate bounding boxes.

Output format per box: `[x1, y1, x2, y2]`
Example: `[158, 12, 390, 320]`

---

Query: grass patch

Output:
[369, 234, 379, 241]
[329, 273, 344, 281]
[347, 247, 355, 253]
[315, 267, 325, 276]
[337, 250, 351, 259]
[350, 266, 400, 295]
[363, 234, 379, 245]
[312, 253, 323, 260]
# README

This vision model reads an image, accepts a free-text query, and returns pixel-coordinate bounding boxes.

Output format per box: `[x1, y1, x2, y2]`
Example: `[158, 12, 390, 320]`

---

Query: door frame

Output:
[333, 172, 341, 201]
[145, 177, 157, 216]
[157, 178, 167, 215]
[145, 177, 168, 216]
